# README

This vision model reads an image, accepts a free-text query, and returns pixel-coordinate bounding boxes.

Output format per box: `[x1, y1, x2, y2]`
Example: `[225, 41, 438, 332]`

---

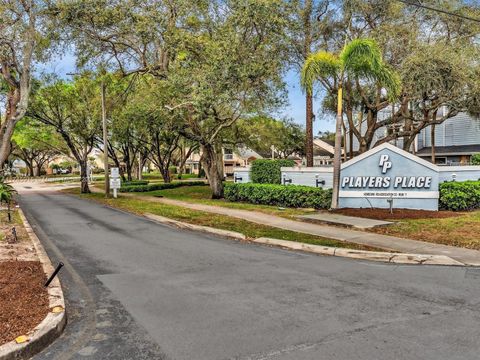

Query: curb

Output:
[0, 209, 67, 360]
[144, 213, 246, 241]
[144, 212, 464, 266]
[253, 237, 465, 266]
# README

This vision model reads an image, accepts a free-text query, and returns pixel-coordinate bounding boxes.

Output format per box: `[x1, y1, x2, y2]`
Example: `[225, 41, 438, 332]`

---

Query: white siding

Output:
[420, 113, 480, 148]
[349, 111, 480, 153]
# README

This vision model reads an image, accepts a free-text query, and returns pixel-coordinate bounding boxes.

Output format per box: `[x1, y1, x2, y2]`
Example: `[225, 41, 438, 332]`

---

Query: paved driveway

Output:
[15, 187, 480, 360]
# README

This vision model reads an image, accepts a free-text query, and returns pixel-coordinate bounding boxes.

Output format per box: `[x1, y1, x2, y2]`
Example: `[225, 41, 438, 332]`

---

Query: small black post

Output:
[11, 227, 17, 242]
[44, 262, 64, 287]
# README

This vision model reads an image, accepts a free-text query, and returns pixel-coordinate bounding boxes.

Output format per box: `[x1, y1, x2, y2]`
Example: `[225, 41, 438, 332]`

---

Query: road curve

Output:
[15, 186, 480, 360]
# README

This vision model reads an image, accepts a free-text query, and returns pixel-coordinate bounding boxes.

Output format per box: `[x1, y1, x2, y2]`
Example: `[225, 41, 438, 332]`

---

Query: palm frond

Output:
[301, 51, 340, 94]
[374, 65, 402, 101]
[341, 38, 383, 75]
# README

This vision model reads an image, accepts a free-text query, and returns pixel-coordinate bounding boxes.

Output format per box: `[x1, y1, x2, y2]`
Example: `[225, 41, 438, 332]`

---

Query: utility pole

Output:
[101, 80, 110, 197]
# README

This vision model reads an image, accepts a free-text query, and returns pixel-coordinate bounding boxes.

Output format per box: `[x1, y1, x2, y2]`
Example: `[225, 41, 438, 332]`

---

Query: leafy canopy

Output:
[301, 38, 401, 101]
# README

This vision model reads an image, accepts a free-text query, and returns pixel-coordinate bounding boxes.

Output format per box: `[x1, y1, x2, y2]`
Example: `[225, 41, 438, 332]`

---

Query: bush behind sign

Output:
[251, 159, 295, 184]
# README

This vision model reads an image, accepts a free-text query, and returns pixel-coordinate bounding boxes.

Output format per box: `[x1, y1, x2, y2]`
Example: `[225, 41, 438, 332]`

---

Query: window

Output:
[224, 148, 234, 160]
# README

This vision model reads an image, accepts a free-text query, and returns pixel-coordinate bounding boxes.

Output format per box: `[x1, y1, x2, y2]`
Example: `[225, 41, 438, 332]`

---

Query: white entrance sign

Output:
[110, 167, 120, 178]
[110, 178, 121, 189]
[109, 167, 121, 198]
[338, 143, 440, 210]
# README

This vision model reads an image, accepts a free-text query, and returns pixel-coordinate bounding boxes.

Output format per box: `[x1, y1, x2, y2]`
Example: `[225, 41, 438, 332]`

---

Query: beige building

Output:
[186, 147, 263, 176]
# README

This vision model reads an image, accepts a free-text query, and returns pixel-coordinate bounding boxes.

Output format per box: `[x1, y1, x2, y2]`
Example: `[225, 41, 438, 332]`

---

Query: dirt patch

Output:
[0, 261, 49, 346]
[0, 208, 29, 244]
[334, 208, 462, 220]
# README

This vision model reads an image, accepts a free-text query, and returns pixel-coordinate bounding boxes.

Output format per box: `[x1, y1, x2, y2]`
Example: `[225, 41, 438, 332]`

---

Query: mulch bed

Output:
[334, 208, 462, 220]
[0, 261, 49, 346]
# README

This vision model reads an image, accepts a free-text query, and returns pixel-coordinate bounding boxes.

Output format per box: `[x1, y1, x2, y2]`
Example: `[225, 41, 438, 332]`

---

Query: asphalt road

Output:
[17, 189, 480, 360]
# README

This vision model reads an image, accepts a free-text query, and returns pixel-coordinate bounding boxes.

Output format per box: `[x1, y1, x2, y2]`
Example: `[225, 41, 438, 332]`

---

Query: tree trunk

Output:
[123, 149, 133, 181]
[201, 143, 224, 199]
[0, 98, 22, 171]
[79, 159, 90, 194]
[126, 161, 133, 182]
[137, 153, 143, 180]
[160, 167, 171, 183]
[305, 94, 314, 167]
[303, 0, 313, 167]
[26, 162, 34, 177]
[33, 165, 40, 177]
[177, 163, 185, 179]
[431, 124, 436, 164]
[403, 134, 417, 153]
[331, 85, 343, 210]
[349, 126, 353, 159]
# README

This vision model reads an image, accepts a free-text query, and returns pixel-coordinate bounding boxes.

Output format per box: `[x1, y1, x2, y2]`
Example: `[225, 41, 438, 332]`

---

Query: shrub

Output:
[439, 181, 480, 211]
[122, 180, 149, 187]
[250, 159, 296, 184]
[224, 183, 332, 209]
[471, 154, 480, 165]
[119, 181, 206, 193]
[0, 178, 16, 205]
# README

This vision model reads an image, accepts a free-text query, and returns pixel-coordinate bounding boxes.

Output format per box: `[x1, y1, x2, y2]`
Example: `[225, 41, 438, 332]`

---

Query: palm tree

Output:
[301, 38, 401, 209]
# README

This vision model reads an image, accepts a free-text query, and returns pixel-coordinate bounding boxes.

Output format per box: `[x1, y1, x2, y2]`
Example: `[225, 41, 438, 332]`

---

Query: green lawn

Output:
[372, 210, 480, 250]
[142, 185, 315, 218]
[67, 190, 380, 251]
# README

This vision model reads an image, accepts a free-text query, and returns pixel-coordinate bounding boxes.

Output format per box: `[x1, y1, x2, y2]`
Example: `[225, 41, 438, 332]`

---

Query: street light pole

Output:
[101, 80, 110, 197]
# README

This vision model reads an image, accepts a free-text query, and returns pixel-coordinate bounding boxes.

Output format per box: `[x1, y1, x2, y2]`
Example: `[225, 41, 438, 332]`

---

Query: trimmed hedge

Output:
[224, 183, 332, 209]
[250, 159, 295, 184]
[122, 180, 149, 187]
[439, 181, 480, 211]
[472, 154, 480, 165]
[120, 181, 206, 193]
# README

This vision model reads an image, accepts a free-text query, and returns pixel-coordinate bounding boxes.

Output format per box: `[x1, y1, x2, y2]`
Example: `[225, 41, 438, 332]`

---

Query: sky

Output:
[40, 52, 336, 135]
[280, 69, 336, 134]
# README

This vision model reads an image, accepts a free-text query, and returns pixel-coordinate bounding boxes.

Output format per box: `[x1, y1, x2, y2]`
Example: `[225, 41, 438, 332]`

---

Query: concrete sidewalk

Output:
[296, 212, 393, 229]
[125, 194, 480, 266]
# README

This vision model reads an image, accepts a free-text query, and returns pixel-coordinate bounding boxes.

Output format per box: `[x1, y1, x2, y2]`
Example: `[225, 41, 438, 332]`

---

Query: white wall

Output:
[233, 167, 251, 183]
[281, 167, 333, 188]
[439, 166, 480, 182]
